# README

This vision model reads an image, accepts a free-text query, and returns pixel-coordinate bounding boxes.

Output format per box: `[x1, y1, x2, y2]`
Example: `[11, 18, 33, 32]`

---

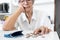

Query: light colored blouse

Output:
[15, 9, 53, 31]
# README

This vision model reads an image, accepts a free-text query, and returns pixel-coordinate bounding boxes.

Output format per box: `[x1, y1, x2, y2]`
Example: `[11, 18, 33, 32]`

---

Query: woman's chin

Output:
[25, 7, 32, 12]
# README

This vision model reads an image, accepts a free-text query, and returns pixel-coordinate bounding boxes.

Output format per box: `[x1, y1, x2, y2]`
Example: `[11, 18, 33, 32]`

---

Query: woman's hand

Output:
[33, 26, 51, 35]
[18, 3, 25, 13]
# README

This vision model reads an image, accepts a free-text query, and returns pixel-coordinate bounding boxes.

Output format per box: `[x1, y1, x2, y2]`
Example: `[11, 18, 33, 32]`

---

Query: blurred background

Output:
[56, 0, 60, 39]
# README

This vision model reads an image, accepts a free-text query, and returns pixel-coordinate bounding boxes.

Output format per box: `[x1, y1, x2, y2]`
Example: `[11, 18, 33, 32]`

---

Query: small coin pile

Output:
[25, 33, 44, 38]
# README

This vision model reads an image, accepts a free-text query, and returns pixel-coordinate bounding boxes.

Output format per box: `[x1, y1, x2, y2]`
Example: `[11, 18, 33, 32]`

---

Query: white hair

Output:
[32, 0, 34, 4]
[18, 0, 34, 4]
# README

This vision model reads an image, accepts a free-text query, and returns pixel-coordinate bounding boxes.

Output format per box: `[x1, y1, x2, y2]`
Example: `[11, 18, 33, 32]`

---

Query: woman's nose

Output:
[24, 1, 28, 5]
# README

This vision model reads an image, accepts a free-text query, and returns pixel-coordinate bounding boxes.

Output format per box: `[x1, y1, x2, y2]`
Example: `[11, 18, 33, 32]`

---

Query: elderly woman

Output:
[3, 0, 52, 35]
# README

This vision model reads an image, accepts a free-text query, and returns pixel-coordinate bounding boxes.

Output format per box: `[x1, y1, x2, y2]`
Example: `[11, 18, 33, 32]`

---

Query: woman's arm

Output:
[3, 5, 24, 31]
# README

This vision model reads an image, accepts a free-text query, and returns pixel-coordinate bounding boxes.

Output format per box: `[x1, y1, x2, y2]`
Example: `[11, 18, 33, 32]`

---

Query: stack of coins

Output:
[25, 33, 43, 38]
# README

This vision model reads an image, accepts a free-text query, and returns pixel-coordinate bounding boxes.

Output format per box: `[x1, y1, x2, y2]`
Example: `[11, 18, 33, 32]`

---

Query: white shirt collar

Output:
[21, 10, 37, 22]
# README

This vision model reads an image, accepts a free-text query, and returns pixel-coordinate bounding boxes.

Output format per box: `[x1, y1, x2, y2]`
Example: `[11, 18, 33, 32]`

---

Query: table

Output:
[0, 30, 59, 40]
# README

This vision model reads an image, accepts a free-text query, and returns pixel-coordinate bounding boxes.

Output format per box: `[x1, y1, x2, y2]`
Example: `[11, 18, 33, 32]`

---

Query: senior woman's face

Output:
[19, 0, 33, 11]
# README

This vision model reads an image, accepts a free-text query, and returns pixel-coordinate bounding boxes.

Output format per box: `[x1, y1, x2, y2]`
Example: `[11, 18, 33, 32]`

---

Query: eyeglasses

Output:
[19, 0, 32, 3]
